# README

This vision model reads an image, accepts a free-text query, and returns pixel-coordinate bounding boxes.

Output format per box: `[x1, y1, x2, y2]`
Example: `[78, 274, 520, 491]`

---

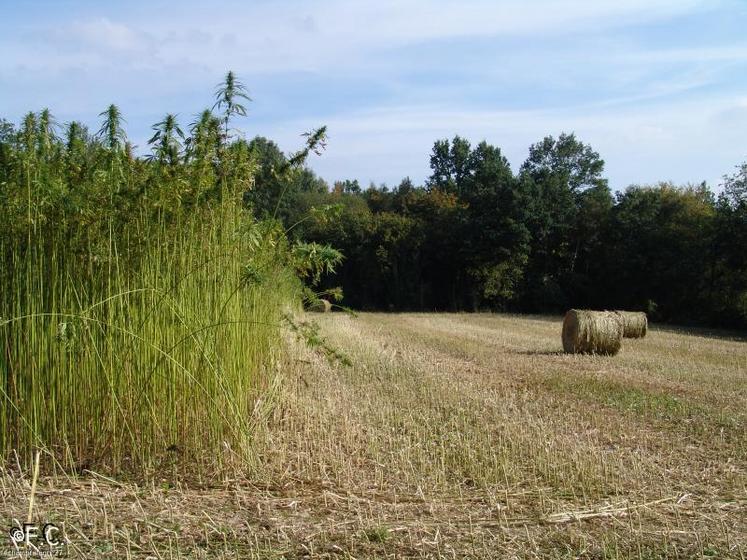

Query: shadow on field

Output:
[513, 349, 565, 356]
[651, 324, 747, 342]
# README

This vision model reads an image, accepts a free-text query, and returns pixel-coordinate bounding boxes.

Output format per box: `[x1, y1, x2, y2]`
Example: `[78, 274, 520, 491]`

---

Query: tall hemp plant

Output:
[0, 72, 322, 476]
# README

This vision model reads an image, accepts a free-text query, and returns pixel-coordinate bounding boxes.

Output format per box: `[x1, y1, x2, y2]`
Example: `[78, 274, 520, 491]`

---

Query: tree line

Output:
[1, 85, 745, 328]
[248, 134, 747, 328]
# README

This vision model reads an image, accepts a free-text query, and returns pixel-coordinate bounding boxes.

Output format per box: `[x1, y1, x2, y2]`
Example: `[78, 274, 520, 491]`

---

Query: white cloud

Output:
[153, 0, 711, 72]
[71, 18, 151, 51]
[268, 94, 746, 189]
[300, 0, 707, 44]
[42, 17, 157, 55]
[0, 0, 742, 191]
[1, 0, 715, 73]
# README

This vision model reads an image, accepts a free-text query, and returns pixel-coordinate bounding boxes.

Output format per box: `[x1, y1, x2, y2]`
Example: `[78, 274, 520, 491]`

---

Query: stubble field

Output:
[2, 313, 745, 558]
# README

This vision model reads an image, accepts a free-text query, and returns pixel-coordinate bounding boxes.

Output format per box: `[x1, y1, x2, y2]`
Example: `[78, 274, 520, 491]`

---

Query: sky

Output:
[1, 0, 746, 191]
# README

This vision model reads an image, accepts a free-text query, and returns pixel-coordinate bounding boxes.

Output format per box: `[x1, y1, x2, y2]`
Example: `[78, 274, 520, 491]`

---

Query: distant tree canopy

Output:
[1, 95, 744, 328]
[275, 134, 747, 328]
[242, 136, 328, 221]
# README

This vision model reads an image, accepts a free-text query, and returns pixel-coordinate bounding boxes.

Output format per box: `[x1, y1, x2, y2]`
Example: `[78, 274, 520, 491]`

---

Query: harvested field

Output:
[3, 313, 746, 558]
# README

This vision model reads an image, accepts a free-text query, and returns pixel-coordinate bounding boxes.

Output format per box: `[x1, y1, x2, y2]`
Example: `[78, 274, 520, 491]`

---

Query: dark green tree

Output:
[519, 133, 611, 311]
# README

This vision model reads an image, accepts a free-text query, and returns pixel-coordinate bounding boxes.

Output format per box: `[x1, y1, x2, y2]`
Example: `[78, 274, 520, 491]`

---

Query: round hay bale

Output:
[562, 309, 623, 355]
[308, 299, 332, 313]
[613, 311, 647, 338]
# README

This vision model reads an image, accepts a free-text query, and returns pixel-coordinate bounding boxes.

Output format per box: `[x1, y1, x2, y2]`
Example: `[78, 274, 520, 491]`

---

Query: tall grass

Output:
[0, 72, 337, 476]
[1, 201, 300, 475]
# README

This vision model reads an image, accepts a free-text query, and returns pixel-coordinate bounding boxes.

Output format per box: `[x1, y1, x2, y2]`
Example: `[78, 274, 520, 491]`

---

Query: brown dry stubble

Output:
[2, 313, 745, 558]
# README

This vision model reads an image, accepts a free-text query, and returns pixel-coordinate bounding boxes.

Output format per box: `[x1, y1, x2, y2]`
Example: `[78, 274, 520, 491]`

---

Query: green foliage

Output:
[363, 526, 391, 543]
[214, 70, 251, 141]
[292, 137, 530, 310]
[279, 131, 744, 326]
[282, 313, 352, 366]
[426, 135, 472, 195]
[97, 104, 127, 152]
[521, 132, 607, 193]
[291, 241, 344, 285]
[147, 113, 185, 167]
[722, 162, 747, 205]
[714, 164, 747, 324]
[243, 133, 330, 221]
[1, 200, 302, 475]
[518, 133, 613, 311]
[0, 72, 341, 474]
[602, 183, 716, 321]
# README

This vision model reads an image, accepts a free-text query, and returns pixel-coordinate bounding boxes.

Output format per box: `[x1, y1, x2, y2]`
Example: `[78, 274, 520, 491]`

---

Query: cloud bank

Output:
[1, 0, 745, 189]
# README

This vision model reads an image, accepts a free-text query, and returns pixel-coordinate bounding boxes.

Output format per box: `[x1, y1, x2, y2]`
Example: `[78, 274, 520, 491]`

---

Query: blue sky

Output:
[1, 0, 746, 191]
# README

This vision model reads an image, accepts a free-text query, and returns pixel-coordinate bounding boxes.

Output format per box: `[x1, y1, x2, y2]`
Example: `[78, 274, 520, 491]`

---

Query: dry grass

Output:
[2, 313, 745, 558]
